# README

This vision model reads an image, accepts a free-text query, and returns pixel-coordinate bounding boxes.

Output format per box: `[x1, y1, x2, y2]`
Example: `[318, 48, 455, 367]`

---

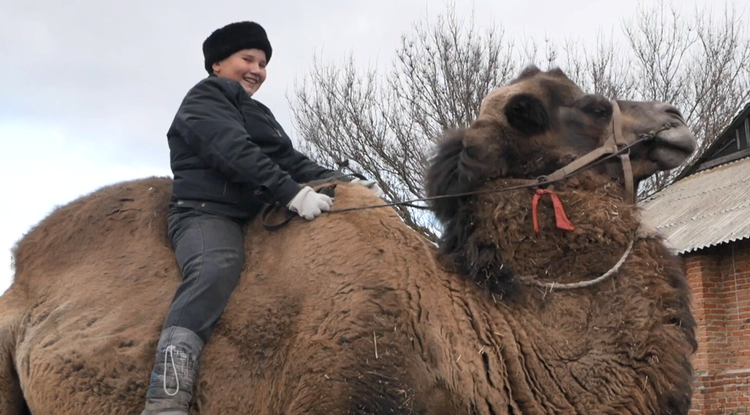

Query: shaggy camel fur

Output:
[0, 66, 697, 414]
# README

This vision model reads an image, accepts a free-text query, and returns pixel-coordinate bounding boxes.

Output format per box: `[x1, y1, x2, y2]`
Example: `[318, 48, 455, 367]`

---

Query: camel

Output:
[0, 66, 697, 414]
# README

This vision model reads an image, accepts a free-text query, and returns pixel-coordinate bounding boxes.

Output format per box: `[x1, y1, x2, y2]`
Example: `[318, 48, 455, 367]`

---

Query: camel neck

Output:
[436, 173, 638, 292]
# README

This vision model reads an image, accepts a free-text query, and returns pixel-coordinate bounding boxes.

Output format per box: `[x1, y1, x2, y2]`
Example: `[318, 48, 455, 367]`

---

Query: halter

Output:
[535, 100, 635, 203]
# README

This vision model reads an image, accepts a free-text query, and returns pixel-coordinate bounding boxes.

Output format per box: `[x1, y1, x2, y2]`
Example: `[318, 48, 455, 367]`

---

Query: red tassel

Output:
[532, 188, 575, 233]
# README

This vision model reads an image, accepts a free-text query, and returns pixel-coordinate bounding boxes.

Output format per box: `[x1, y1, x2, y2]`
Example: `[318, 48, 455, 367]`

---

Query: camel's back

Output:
[7, 178, 184, 413]
[6, 177, 453, 414]
[206, 180, 452, 413]
[12, 177, 175, 292]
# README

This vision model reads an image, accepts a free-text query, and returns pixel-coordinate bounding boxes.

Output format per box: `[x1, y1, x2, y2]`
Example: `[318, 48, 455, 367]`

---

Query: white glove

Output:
[286, 186, 333, 220]
[350, 178, 385, 198]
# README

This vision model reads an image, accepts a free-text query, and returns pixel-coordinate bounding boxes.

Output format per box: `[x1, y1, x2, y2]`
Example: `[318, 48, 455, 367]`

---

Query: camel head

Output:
[425, 65, 696, 223]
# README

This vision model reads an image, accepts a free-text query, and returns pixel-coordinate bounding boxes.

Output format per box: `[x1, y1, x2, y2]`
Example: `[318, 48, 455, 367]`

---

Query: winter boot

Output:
[141, 326, 204, 415]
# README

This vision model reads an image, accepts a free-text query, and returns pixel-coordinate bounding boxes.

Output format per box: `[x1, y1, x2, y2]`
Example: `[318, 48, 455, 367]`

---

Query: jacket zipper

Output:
[266, 116, 282, 137]
[257, 105, 283, 137]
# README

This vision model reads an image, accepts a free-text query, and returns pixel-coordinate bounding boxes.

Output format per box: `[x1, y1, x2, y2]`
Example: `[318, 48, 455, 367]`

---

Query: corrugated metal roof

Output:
[639, 156, 750, 254]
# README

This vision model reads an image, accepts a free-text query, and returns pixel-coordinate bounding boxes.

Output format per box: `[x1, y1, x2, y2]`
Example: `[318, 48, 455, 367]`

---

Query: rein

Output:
[336, 103, 670, 215]
[260, 101, 673, 291]
[262, 101, 671, 224]
[325, 136, 654, 215]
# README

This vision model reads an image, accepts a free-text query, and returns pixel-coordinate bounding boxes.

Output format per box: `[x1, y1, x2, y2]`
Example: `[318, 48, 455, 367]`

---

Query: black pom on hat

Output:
[202, 21, 272, 74]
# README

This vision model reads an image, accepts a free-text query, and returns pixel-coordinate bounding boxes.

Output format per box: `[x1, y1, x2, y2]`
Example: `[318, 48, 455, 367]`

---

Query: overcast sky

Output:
[0, 0, 735, 295]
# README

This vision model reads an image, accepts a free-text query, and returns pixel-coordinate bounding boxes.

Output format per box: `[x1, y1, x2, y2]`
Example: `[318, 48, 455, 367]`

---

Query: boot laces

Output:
[163, 345, 180, 397]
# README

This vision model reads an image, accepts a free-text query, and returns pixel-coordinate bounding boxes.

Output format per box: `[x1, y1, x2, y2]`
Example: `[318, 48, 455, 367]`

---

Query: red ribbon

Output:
[532, 188, 575, 233]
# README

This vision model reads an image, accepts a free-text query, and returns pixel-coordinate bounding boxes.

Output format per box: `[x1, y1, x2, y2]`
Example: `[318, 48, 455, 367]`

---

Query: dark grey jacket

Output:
[167, 75, 338, 220]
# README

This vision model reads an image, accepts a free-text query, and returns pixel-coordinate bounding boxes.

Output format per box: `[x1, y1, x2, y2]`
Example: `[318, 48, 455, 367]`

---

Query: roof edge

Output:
[676, 101, 750, 181]
[676, 235, 750, 255]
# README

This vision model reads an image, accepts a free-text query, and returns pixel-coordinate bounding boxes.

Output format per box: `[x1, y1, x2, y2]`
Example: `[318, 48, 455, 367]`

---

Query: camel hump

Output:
[11, 176, 174, 290]
[0, 287, 29, 414]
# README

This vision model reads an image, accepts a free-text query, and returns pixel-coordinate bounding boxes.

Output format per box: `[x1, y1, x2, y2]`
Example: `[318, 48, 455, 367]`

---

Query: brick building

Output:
[641, 102, 750, 414]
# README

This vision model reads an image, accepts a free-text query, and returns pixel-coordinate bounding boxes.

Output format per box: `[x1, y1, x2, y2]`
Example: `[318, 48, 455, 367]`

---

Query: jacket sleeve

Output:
[282, 149, 341, 184]
[173, 78, 302, 205]
[252, 102, 341, 184]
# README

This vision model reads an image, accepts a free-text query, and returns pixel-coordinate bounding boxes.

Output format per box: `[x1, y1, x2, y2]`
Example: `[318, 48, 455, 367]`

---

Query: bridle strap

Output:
[607, 100, 636, 203]
[541, 100, 635, 202]
[610, 100, 635, 203]
[543, 144, 619, 182]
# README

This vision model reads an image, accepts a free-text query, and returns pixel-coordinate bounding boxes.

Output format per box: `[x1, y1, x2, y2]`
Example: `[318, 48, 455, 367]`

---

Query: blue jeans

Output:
[164, 208, 245, 344]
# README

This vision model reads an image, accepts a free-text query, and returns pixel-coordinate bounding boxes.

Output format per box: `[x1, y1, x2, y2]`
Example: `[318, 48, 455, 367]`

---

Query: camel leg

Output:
[0, 288, 30, 415]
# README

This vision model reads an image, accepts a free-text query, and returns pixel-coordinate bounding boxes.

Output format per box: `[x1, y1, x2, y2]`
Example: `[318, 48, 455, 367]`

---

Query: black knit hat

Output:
[202, 21, 273, 74]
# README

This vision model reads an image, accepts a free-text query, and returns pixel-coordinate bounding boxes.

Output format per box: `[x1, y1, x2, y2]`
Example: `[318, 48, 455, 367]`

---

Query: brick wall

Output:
[687, 239, 750, 414]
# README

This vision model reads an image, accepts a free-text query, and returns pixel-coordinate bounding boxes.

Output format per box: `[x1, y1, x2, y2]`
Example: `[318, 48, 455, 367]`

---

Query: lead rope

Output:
[163, 345, 180, 397]
[516, 238, 635, 291]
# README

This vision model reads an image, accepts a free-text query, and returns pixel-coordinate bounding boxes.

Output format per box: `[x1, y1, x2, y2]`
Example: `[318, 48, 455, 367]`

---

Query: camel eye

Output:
[504, 94, 550, 135]
[584, 103, 612, 120]
[464, 145, 482, 159]
[575, 96, 612, 120]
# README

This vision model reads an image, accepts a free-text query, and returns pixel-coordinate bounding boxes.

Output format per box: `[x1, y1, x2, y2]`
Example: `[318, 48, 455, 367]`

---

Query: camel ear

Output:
[504, 93, 549, 135]
[425, 129, 486, 222]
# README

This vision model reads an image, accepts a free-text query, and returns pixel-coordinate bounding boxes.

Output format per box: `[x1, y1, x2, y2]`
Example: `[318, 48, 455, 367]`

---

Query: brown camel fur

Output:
[0, 66, 697, 414]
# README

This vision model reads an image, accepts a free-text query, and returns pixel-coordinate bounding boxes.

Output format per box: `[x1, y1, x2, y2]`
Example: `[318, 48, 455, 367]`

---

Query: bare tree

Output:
[522, 1, 750, 198]
[521, 33, 637, 100]
[290, 1, 750, 238]
[623, 1, 750, 197]
[291, 7, 515, 240]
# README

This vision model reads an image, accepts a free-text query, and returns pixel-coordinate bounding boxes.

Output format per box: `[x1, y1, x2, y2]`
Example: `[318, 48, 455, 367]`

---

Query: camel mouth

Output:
[649, 125, 696, 169]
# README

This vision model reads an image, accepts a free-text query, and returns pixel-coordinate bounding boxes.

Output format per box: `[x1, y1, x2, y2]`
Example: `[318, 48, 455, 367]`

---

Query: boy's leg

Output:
[141, 209, 245, 415]
[163, 210, 245, 343]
